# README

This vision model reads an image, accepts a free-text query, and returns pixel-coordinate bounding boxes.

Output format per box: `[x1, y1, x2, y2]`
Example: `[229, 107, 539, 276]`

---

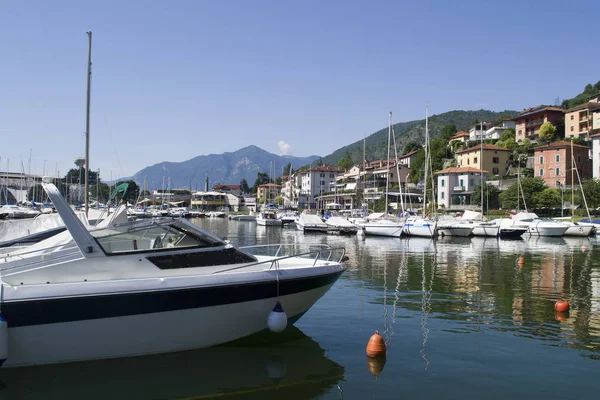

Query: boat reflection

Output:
[0, 326, 344, 400]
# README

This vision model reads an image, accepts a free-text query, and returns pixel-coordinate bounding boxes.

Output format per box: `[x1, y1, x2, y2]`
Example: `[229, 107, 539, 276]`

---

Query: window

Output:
[467, 158, 470, 165]
[555, 154, 560, 162]
[539, 168, 544, 176]
[571, 126, 574, 132]
[459, 179, 464, 187]
[441, 192, 445, 199]
[571, 115, 574, 120]
[474, 157, 478, 164]
[518, 130, 522, 135]
[578, 155, 581, 163]
[492, 157, 499, 163]
[320, 180, 325, 186]
[539, 156, 544, 164]
[441, 179, 445, 187]
[320, 173, 325, 178]
[330, 174, 334, 178]
[492, 168, 499, 174]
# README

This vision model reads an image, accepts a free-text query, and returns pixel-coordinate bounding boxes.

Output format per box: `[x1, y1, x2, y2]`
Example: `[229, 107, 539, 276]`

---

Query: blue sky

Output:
[1, 0, 599, 180]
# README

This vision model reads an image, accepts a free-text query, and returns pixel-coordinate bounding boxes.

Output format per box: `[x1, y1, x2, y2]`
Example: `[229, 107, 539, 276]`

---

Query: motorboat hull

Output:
[256, 218, 282, 226]
[562, 223, 595, 237]
[361, 223, 403, 238]
[1, 270, 343, 367]
[437, 226, 474, 237]
[471, 224, 500, 237]
[499, 227, 527, 239]
[527, 222, 568, 237]
[402, 219, 437, 238]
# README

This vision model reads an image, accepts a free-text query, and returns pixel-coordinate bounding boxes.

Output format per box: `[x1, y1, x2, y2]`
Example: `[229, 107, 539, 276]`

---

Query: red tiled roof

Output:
[533, 140, 590, 151]
[509, 105, 565, 120]
[213, 184, 240, 189]
[400, 148, 421, 158]
[435, 167, 488, 174]
[309, 165, 342, 172]
[450, 131, 470, 139]
[455, 143, 510, 154]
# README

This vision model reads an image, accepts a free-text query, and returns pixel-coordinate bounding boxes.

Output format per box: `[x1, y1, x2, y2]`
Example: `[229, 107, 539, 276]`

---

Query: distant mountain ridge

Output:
[322, 109, 517, 165]
[132, 145, 319, 191]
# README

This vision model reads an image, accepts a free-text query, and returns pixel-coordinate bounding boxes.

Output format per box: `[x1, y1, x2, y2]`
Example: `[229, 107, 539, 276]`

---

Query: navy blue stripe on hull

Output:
[2, 271, 343, 328]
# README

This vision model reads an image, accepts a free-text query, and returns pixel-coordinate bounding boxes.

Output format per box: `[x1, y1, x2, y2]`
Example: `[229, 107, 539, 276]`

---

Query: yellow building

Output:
[565, 100, 600, 140]
[455, 144, 510, 176]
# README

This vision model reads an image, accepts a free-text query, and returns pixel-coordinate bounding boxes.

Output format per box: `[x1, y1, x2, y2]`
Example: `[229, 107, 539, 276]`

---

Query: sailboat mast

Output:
[84, 30, 92, 216]
[480, 121, 484, 216]
[571, 139, 575, 222]
[385, 112, 391, 215]
[422, 107, 429, 217]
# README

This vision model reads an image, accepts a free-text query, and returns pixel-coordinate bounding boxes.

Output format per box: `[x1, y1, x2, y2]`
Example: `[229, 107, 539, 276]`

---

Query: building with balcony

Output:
[565, 101, 600, 141]
[212, 184, 242, 196]
[533, 141, 592, 187]
[297, 165, 341, 209]
[469, 121, 493, 141]
[449, 131, 470, 146]
[435, 167, 487, 208]
[455, 144, 511, 177]
[511, 105, 564, 142]
[256, 183, 281, 204]
[485, 120, 516, 140]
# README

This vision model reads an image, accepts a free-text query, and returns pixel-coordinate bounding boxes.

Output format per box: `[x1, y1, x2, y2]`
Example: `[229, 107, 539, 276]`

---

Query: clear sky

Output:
[2, 0, 599, 180]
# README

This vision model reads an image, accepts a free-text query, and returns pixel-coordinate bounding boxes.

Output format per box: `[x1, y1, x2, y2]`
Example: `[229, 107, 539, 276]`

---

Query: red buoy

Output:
[555, 300, 570, 312]
[366, 331, 386, 358]
[518, 256, 525, 266]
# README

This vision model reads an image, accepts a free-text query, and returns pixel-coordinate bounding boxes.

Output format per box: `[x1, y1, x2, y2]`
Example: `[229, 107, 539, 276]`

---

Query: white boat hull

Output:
[2, 278, 338, 367]
[361, 222, 403, 238]
[471, 224, 500, 237]
[402, 219, 437, 238]
[562, 223, 595, 237]
[437, 226, 474, 237]
[527, 222, 568, 237]
[256, 218, 282, 226]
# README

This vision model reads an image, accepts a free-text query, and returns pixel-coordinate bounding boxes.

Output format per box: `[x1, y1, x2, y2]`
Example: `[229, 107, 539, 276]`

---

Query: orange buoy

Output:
[366, 331, 386, 358]
[518, 256, 525, 266]
[555, 300, 570, 312]
[581, 245, 588, 253]
[366, 355, 386, 380]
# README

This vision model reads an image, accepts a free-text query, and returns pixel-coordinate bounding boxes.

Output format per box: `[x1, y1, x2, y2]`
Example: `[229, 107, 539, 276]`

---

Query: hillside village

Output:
[239, 94, 600, 216]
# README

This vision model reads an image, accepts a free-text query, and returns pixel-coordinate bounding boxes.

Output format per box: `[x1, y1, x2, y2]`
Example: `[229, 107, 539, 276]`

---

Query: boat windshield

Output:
[90, 220, 224, 255]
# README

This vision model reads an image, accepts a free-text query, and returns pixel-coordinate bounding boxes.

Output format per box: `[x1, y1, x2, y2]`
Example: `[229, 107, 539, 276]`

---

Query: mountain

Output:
[132, 145, 319, 190]
[322, 109, 517, 165]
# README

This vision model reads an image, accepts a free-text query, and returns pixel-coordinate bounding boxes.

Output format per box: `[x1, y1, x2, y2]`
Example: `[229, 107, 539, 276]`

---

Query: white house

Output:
[298, 165, 341, 209]
[435, 167, 487, 208]
[469, 121, 493, 141]
[592, 132, 600, 179]
[485, 120, 516, 140]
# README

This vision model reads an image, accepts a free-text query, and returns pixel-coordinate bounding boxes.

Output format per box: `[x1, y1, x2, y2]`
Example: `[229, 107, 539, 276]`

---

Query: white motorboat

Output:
[296, 213, 328, 233]
[458, 211, 500, 237]
[278, 211, 298, 225]
[558, 220, 596, 237]
[229, 213, 257, 221]
[167, 207, 190, 218]
[436, 217, 474, 237]
[256, 209, 282, 226]
[0, 181, 346, 368]
[0, 205, 40, 220]
[512, 212, 568, 237]
[358, 213, 403, 238]
[325, 216, 358, 235]
[402, 216, 437, 238]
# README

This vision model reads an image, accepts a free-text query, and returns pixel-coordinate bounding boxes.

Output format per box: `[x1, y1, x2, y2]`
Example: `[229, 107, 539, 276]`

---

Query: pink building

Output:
[533, 141, 591, 187]
[511, 105, 564, 143]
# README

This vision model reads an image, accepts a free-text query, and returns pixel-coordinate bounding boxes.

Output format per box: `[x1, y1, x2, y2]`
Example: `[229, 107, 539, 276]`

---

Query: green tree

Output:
[499, 177, 547, 209]
[240, 178, 251, 194]
[64, 168, 98, 185]
[282, 162, 292, 177]
[403, 140, 422, 155]
[535, 188, 561, 209]
[499, 128, 516, 142]
[440, 124, 457, 141]
[373, 196, 387, 212]
[252, 172, 270, 193]
[336, 155, 354, 171]
[90, 182, 111, 203]
[274, 195, 284, 206]
[538, 121, 557, 144]
[577, 178, 600, 209]
[470, 183, 502, 211]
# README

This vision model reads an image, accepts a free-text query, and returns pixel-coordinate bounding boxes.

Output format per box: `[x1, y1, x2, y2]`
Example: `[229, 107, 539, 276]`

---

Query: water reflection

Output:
[0, 327, 344, 400]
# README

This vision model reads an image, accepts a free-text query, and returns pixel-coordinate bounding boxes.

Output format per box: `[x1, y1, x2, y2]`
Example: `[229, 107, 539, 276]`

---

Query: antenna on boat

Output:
[84, 30, 92, 217]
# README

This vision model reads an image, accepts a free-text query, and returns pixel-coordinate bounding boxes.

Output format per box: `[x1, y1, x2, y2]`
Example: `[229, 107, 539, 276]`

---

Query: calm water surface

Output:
[1, 218, 599, 399]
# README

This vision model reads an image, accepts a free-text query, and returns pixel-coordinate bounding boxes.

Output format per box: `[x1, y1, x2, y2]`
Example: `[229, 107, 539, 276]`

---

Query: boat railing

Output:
[213, 244, 346, 274]
[0, 243, 82, 272]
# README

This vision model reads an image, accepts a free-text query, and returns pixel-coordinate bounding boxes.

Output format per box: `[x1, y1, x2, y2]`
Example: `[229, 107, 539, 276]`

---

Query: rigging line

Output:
[420, 249, 430, 370]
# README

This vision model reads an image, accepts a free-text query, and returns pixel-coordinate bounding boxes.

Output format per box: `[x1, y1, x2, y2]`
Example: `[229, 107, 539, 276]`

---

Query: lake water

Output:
[1, 218, 599, 399]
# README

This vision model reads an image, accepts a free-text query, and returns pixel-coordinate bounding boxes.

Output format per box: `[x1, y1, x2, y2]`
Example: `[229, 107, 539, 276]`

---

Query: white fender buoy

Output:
[267, 301, 288, 333]
[0, 315, 7, 367]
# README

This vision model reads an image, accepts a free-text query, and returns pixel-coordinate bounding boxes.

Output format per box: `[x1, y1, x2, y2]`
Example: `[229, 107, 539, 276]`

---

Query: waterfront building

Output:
[455, 144, 510, 177]
[592, 132, 600, 179]
[212, 184, 242, 196]
[398, 149, 420, 168]
[533, 140, 592, 188]
[256, 183, 281, 204]
[435, 167, 487, 209]
[511, 105, 564, 143]
[296, 165, 341, 209]
[565, 100, 600, 141]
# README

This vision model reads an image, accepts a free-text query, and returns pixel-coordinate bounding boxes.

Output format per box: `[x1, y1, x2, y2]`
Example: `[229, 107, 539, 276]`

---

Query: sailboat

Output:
[358, 112, 404, 237]
[402, 107, 437, 238]
[256, 161, 282, 227]
[556, 140, 596, 236]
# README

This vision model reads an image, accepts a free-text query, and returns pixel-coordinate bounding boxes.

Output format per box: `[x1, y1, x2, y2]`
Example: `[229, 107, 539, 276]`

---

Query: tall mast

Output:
[480, 121, 484, 216]
[571, 139, 575, 222]
[84, 30, 92, 216]
[385, 112, 392, 215]
[422, 107, 429, 217]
